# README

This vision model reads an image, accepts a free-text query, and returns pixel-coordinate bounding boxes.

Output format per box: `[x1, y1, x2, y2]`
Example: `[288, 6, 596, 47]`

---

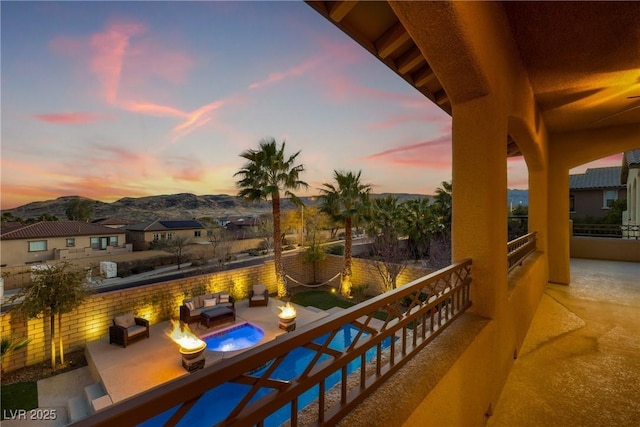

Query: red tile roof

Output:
[0, 221, 126, 240]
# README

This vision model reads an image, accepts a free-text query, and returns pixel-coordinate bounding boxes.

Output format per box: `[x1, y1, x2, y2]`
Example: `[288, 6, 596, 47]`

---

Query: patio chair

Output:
[249, 284, 269, 307]
[109, 313, 149, 348]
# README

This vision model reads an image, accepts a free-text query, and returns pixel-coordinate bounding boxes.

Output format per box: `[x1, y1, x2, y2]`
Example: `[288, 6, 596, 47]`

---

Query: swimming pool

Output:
[202, 322, 264, 352]
[141, 325, 391, 426]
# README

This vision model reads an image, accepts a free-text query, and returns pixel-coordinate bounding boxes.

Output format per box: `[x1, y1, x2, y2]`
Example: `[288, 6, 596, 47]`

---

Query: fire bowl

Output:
[179, 342, 207, 360]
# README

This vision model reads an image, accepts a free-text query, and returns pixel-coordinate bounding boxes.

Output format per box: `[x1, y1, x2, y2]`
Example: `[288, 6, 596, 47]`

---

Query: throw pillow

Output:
[218, 293, 230, 303]
[185, 301, 195, 311]
[115, 313, 136, 328]
[203, 298, 217, 308]
[253, 284, 266, 295]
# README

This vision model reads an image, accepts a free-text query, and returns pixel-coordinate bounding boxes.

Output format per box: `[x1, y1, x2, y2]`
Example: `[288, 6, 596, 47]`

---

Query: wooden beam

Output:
[412, 65, 437, 87]
[396, 46, 424, 74]
[329, 1, 358, 22]
[435, 89, 449, 106]
[375, 21, 410, 59]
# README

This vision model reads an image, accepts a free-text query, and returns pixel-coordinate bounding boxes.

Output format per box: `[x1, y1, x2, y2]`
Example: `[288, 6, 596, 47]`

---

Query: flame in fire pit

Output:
[278, 302, 297, 320]
[166, 320, 206, 351]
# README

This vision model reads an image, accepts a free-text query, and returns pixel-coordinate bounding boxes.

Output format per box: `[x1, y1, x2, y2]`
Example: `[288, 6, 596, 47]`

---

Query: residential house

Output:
[621, 149, 640, 238]
[569, 166, 626, 221]
[126, 219, 208, 251]
[0, 221, 130, 267]
[224, 215, 265, 240]
[92, 217, 139, 230]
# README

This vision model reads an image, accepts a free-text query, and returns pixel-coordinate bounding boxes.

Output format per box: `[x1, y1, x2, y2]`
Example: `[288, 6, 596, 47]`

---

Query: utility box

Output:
[100, 261, 118, 279]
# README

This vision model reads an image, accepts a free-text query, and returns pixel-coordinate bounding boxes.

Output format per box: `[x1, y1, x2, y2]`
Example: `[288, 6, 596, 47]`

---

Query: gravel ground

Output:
[2, 350, 87, 385]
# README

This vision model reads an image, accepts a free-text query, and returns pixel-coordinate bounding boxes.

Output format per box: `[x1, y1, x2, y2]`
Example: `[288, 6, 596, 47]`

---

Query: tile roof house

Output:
[92, 217, 139, 229]
[621, 149, 640, 237]
[126, 219, 208, 251]
[569, 166, 626, 220]
[0, 221, 130, 267]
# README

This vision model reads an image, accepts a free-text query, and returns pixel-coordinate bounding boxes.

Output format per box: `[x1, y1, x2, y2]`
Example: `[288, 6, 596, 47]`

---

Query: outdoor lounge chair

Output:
[109, 313, 149, 348]
[249, 284, 269, 307]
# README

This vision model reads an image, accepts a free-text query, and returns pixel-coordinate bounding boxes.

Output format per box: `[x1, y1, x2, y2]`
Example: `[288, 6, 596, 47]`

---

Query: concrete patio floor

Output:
[489, 258, 640, 426]
[85, 299, 329, 404]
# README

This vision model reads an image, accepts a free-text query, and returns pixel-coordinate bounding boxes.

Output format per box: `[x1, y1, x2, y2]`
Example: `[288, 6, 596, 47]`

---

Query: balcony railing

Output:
[507, 232, 537, 272]
[573, 223, 640, 239]
[72, 259, 473, 427]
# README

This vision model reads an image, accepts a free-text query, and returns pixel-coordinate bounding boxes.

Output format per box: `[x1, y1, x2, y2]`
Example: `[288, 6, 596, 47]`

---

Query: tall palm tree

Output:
[319, 170, 371, 297]
[235, 138, 307, 298]
[433, 181, 452, 233]
[400, 197, 436, 259]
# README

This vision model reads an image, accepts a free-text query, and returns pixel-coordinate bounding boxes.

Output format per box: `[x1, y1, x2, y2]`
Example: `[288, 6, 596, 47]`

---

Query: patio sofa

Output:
[109, 313, 150, 348]
[180, 292, 235, 324]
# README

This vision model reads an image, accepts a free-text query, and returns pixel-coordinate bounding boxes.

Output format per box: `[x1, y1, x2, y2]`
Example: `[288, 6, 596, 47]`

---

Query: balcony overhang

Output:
[306, 1, 640, 155]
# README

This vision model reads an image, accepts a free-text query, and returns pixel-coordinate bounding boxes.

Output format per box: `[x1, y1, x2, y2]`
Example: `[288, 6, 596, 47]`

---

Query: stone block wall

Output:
[314, 255, 432, 295]
[0, 252, 430, 373]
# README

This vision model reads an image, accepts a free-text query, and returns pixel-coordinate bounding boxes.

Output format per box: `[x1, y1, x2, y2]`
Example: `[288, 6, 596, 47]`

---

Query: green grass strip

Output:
[1, 382, 38, 419]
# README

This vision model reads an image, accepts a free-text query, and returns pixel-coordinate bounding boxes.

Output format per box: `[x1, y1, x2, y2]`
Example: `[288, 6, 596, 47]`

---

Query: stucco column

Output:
[547, 156, 571, 284]
[451, 97, 509, 319]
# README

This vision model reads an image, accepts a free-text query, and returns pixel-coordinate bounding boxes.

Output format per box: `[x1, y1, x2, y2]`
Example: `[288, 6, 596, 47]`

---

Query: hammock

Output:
[285, 272, 341, 288]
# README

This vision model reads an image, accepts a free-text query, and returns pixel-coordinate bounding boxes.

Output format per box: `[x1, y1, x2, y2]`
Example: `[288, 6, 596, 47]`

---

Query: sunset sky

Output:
[1, 1, 623, 210]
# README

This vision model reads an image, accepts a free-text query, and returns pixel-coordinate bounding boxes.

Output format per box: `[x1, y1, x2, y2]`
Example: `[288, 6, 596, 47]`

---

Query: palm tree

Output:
[400, 198, 436, 259]
[235, 138, 307, 298]
[433, 181, 452, 233]
[319, 170, 371, 297]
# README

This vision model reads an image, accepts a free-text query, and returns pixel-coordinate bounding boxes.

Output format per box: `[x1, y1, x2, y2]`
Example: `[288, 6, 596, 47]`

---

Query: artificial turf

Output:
[1, 382, 38, 419]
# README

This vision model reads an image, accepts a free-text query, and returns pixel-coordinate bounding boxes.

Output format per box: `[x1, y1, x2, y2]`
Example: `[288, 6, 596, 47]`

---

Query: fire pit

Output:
[277, 302, 297, 332]
[166, 321, 207, 372]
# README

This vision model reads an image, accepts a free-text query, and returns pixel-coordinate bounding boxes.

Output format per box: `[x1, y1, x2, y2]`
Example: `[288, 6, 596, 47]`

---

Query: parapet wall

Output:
[571, 237, 640, 262]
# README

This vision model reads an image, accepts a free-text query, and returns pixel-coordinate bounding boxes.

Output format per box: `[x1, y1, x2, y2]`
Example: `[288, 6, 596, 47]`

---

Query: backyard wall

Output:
[1, 252, 430, 373]
[316, 255, 432, 296]
[1, 254, 301, 373]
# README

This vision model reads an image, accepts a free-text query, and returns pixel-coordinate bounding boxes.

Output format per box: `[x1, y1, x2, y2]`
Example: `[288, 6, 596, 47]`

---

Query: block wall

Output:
[1, 252, 429, 373]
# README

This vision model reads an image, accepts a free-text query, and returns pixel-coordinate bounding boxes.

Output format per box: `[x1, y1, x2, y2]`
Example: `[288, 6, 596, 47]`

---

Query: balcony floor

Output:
[489, 258, 640, 426]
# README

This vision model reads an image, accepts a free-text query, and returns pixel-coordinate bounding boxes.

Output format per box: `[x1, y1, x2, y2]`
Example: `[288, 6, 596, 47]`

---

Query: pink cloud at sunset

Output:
[33, 112, 113, 124]
[361, 136, 453, 169]
[367, 113, 450, 130]
[89, 21, 146, 104]
[570, 153, 624, 173]
[248, 56, 324, 90]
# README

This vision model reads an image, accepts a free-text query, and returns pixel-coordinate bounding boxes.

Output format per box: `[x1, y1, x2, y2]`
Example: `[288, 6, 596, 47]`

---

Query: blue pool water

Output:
[141, 325, 391, 427]
[202, 322, 264, 352]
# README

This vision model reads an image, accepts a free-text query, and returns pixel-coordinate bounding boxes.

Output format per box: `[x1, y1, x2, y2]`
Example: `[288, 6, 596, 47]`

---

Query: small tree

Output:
[303, 242, 326, 284]
[10, 262, 91, 368]
[206, 224, 234, 270]
[158, 235, 192, 270]
[367, 196, 407, 292]
[65, 198, 94, 222]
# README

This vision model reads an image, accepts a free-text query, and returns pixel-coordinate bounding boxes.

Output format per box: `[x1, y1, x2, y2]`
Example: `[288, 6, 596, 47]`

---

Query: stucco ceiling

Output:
[307, 1, 640, 138]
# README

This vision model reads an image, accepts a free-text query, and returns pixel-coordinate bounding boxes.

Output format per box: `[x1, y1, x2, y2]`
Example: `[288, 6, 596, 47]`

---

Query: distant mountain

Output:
[2, 191, 527, 223]
[507, 189, 529, 208]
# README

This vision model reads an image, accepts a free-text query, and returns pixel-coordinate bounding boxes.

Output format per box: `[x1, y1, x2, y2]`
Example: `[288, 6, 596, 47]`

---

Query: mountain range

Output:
[2, 190, 528, 222]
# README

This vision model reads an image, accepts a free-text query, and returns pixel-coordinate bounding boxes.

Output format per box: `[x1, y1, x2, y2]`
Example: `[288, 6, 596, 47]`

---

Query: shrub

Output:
[326, 244, 344, 255]
[284, 245, 296, 251]
[401, 291, 429, 307]
[352, 283, 369, 301]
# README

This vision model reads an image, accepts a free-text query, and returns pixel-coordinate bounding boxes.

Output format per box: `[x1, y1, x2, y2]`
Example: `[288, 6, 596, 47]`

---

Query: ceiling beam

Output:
[435, 89, 449, 107]
[375, 21, 410, 59]
[328, 1, 358, 22]
[412, 65, 437, 87]
[396, 46, 424, 74]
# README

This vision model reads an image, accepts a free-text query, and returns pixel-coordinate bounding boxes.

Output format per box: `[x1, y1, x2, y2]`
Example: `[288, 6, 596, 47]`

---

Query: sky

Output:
[0, 1, 623, 210]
